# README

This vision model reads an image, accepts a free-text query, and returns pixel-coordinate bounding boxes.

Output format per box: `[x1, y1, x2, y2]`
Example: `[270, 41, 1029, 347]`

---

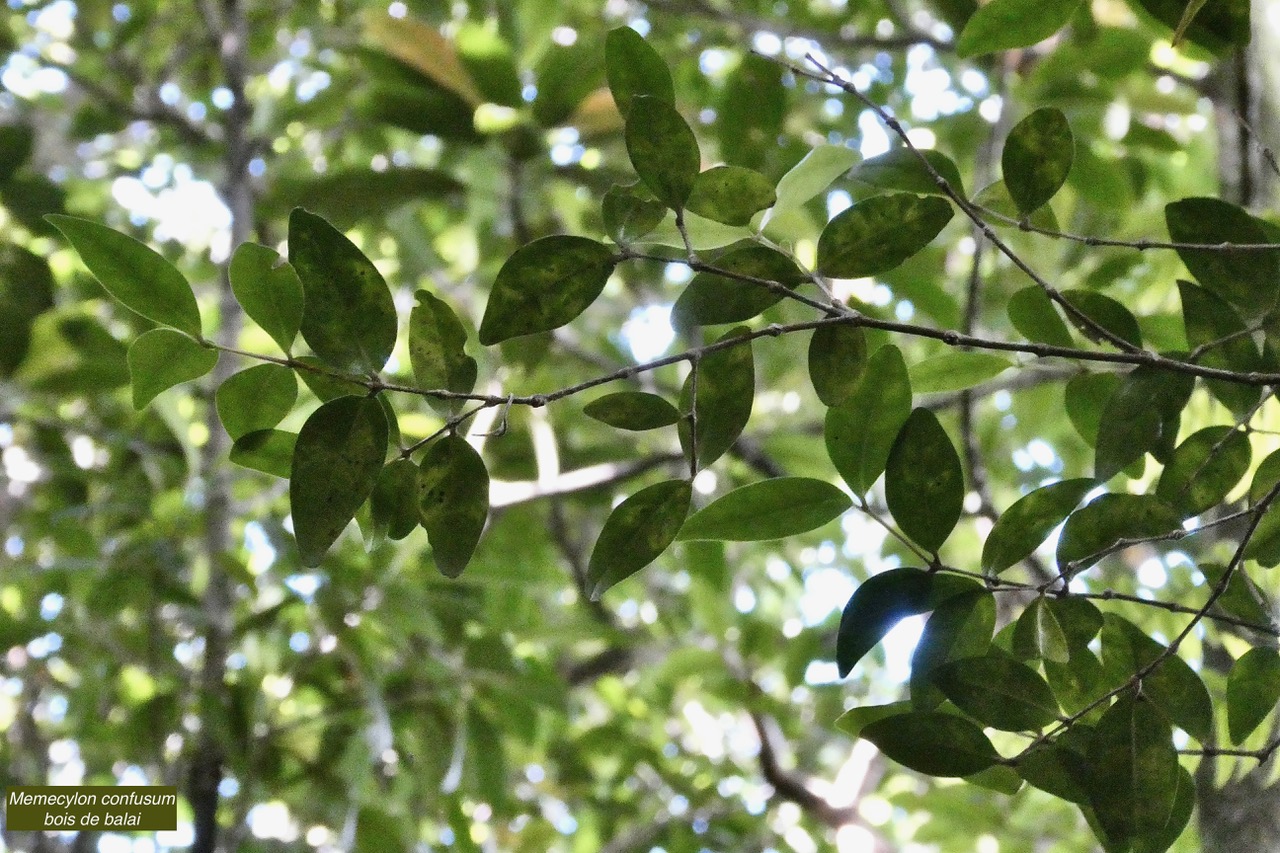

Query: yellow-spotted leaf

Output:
[588, 479, 692, 599]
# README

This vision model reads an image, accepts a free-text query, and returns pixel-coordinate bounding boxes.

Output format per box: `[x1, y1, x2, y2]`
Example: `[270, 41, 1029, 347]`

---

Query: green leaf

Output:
[1246, 453, 1280, 566]
[834, 701, 913, 740]
[1095, 366, 1193, 480]
[455, 22, 522, 107]
[1131, 0, 1250, 56]
[973, 180, 1059, 231]
[908, 352, 1012, 394]
[956, 0, 1082, 57]
[1002, 108, 1074, 214]
[685, 166, 776, 227]
[0, 123, 33, 183]
[1166, 197, 1279, 320]
[773, 144, 858, 211]
[983, 478, 1095, 574]
[625, 95, 700, 209]
[409, 289, 478, 415]
[910, 590, 996, 710]
[837, 568, 934, 676]
[127, 329, 218, 409]
[604, 26, 674, 118]
[215, 364, 298, 440]
[1227, 647, 1280, 745]
[1008, 286, 1074, 348]
[965, 764, 1024, 795]
[825, 345, 912, 495]
[294, 356, 367, 402]
[289, 208, 397, 372]
[370, 458, 419, 542]
[290, 396, 389, 567]
[584, 392, 682, 431]
[816, 194, 953, 278]
[47, 214, 202, 336]
[478, 236, 617, 345]
[228, 243, 305, 355]
[1047, 597, 1105, 650]
[588, 479, 692, 599]
[602, 182, 666, 243]
[1060, 289, 1143, 349]
[230, 429, 296, 479]
[1179, 280, 1261, 416]
[418, 435, 489, 578]
[1086, 695, 1182, 852]
[1011, 598, 1072, 664]
[1200, 562, 1272, 627]
[266, 167, 464, 229]
[861, 712, 998, 777]
[1101, 615, 1213, 742]
[677, 477, 851, 542]
[1056, 494, 1182, 573]
[1018, 743, 1091, 804]
[935, 654, 1060, 731]
[851, 147, 965, 198]
[0, 245, 53, 377]
[678, 327, 754, 468]
[885, 408, 964, 553]
[671, 244, 804, 329]
[808, 324, 867, 407]
[1155, 426, 1251, 518]
[1172, 0, 1211, 45]
[1064, 372, 1122, 445]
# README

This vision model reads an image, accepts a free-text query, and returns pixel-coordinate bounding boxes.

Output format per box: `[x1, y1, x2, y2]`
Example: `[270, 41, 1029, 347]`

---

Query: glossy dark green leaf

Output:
[1056, 494, 1182, 573]
[605, 26, 674, 117]
[1228, 647, 1280, 745]
[1046, 647, 1111, 718]
[370, 458, 419, 542]
[625, 95, 700, 209]
[1086, 695, 1181, 852]
[47, 214, 202, 336]
[1155, 426, 1251, 518]
[1060, 289, 1143, 349]
[910, 590, 996, 710]
[1101, 615, 1213, 742]
[837, 568, 934, 676]
[678, 327, 754, 468]
[685, 166, 776, 227]
[834, 701, 913, 740]
[289, 208, 397, 372]
[808, 324, 867, 407]
[1179, 280, 1261, 416]
[230, 429, 297, 478]
[825, 345, 913, 495]
[1008, 286, 1074, 348]
[956, 0, 1082, 57]
[588, 479, 692, 599]
[127, 329, 218, 409]
[216, 364, 298, 440]
[816, 194, 953, 278]
[228, 243, 304, 355]
[584, 392, 682, 431]
[677, 477, 851, 542]
[602, 182, 666, 243]
[672, 245, 804, 329]
[773, 144, 857, 211]
[983, 478, 1095, 573]
[1018, 743, 1091, 804]
[861, 712, 998, 777]
[418, 435, 489, 578]
[908, 352, 1012, 394]
[479, 236, 618, 345]
[291, 396, 389, 567]
[935, 654, 1060, 731]
[1095, 366, 1193, 480]
[1131, 0, 1250, 56]
[409, 289, 477, 415]
[850, 147, 965, 198]
[1011, 598, 1071, 664]
[885, 408, 964, 553]
[1002, 108, 1074, 214]
[1167, 197, 1279, 320]
[1064, 372, 1122, 445]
